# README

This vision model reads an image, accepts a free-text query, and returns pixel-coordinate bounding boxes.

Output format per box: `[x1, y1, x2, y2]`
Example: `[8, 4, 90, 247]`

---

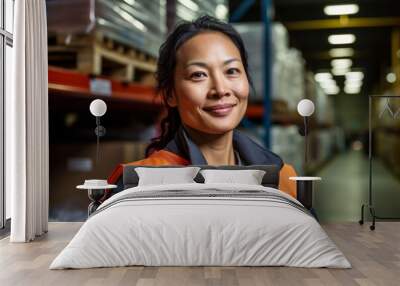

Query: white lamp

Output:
[90, 99, 107, 117]
[89, 99, 107, 164]
[289, 99, 320, 217]
[297, 99, 315, 117]
[74, 99, 113, 217]
[297, 99, 315, 166]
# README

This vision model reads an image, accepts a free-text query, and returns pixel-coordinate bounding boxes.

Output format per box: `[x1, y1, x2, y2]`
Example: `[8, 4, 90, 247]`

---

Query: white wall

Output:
[3, 0, 15, 220]
[5, 43, 13, 219]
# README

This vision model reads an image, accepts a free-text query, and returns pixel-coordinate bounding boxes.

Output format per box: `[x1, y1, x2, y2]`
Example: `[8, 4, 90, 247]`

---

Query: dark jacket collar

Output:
[164, 125, 283, 168]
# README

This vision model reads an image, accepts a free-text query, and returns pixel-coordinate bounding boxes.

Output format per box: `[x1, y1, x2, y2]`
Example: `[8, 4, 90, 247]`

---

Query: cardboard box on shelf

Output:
[50, 141, 147, 221]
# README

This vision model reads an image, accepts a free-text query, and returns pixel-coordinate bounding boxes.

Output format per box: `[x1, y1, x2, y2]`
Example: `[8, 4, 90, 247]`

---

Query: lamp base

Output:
[289, 176, 321, 213]
[296, 180, 313, 210]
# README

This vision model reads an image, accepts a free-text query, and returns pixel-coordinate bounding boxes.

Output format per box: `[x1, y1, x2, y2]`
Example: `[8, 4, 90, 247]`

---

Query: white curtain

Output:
[6, 0, 49, 242]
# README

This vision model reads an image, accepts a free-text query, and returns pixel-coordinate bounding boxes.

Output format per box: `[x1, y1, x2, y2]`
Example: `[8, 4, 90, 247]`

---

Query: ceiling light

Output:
[331, 59, 353, 69]
[345, 81, 362, 88]
[345, 71, 364, 81]
[344, 85, 361, 94]
[319, 78, 336, 85]
[329, 48, 354, 58]
[332, 67, 350, 76]
[324, 4, 359, 16]
[319, 78, 336, 86]
[324, 86, 340, 95]
[345, 78, 363, 84]
[315, 72, 332, 82]
[386, 72, 397, 83]
[328, 34, 356, 45]
[319, 82, 338, 89]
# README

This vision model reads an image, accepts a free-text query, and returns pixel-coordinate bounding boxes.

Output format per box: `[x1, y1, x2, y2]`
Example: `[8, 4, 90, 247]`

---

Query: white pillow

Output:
[200, 169, 266, 185]
[135, 167, 201, 186]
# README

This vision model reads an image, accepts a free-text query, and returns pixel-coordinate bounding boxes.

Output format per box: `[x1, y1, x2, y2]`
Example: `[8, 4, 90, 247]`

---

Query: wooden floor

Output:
[1, 222, 400, 286]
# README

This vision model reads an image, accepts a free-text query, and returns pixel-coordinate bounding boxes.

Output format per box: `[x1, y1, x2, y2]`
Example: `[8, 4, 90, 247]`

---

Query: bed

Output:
[50, 165, 351, 269]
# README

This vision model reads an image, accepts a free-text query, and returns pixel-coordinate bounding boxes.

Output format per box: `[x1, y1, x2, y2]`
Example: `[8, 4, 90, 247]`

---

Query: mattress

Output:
[50, 183, 351, 269]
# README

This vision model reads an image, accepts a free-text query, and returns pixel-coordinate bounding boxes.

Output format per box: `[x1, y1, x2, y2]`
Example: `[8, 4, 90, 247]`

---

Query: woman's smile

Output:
[203, 103, 237, 117]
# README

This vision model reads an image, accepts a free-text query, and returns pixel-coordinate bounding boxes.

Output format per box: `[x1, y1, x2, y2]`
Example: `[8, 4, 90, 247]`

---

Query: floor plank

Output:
[1, 221, 399, 286]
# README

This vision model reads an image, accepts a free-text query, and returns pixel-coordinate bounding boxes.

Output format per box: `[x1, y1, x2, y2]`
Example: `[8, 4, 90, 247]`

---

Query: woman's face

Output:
[169, 31, 249, 135]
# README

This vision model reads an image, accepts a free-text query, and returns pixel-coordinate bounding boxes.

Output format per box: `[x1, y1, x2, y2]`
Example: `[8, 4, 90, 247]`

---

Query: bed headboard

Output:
[123, 165, 280, 190]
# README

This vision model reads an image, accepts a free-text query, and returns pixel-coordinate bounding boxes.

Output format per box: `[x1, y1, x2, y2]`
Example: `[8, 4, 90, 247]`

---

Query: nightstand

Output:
[289, 176, 321, 220]
[77, 180, 117, 216]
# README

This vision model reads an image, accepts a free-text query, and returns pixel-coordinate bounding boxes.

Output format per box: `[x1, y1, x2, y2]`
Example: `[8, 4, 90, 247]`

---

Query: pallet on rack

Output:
[48, 31, 157, 84]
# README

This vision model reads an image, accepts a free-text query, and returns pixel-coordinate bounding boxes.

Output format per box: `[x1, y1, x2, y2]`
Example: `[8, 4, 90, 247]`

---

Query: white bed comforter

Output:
[50, 183, 351, 269]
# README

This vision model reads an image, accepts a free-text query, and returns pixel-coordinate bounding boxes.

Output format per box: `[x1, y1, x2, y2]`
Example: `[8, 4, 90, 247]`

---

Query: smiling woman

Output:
[107, 15, 297, 198]
[168, 30, 249, 165]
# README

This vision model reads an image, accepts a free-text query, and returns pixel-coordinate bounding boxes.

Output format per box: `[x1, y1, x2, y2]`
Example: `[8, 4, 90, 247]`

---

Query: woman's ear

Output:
[166, 92, 178, 107]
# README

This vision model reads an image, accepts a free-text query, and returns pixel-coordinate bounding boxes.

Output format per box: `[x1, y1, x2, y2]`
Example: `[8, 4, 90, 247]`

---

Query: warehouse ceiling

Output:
[229, 0, 400, 95]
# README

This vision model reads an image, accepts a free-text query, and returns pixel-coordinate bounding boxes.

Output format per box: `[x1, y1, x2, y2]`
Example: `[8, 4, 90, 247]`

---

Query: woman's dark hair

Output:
[145, 15, 253, 157]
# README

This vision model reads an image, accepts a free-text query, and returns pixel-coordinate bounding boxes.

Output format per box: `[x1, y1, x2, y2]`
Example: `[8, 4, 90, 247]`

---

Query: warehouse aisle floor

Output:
[314, 149, 400, 222]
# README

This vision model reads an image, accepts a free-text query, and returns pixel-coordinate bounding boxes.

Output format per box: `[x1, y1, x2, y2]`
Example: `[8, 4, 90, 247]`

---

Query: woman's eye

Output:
[226, 68, 240, 75]
[190, 72, 207, 79]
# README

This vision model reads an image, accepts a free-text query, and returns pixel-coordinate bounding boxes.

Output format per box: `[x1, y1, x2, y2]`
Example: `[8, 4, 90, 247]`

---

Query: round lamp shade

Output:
[297, 99, 315, 117]
[90, 99, 107, 117]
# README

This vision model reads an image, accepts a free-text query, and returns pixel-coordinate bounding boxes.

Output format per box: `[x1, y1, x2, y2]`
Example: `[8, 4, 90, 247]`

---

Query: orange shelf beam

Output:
[246, 104, 304, 125]
[246, 104, 264, 119]
[48, 66, 162, 106]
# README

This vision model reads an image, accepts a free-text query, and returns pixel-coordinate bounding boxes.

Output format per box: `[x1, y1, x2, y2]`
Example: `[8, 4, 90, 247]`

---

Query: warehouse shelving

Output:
[48, 66, 162, 106]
